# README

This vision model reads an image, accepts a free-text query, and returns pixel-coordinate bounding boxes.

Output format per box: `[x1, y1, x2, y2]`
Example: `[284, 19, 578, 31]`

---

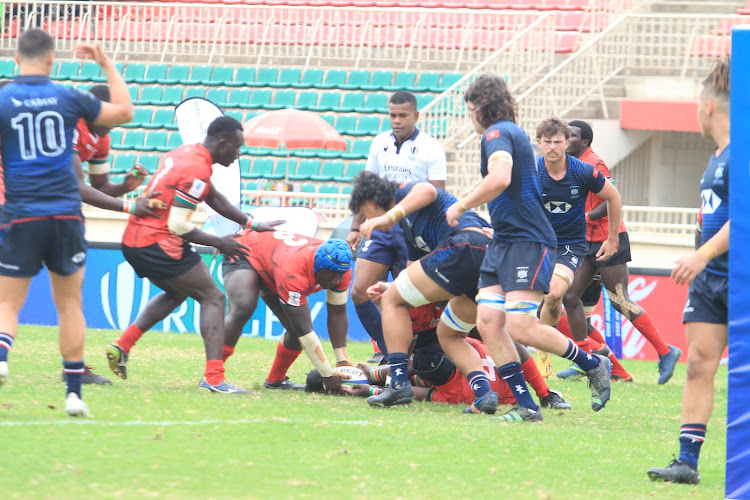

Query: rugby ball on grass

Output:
[336, 365, 369, 385]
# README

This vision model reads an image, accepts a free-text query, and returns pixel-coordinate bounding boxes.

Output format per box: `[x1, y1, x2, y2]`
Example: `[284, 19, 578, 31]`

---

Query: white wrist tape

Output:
[299, 331, 334, 377]
[168, 206, 197, 236]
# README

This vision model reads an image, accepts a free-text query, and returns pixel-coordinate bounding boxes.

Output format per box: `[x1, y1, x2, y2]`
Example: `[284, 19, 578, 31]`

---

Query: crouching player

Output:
[221, 232, 353, 394]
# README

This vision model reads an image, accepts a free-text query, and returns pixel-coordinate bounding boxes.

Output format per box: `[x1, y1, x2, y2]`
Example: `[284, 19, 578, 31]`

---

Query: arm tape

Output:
[87, 161, 111, 175]
[298, 331, 334, 377]
[168, 206, 197, 236]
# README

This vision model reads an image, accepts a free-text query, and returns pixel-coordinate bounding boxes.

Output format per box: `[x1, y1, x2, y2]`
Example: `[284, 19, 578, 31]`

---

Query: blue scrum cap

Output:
[313, 238, 352, 274]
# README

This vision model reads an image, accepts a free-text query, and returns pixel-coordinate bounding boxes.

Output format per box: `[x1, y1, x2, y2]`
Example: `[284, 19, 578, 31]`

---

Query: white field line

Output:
[0, 418, 375, 427]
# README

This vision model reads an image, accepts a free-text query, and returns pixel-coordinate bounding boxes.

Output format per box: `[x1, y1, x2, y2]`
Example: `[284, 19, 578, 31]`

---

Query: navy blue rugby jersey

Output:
[699, 145, 729, 276]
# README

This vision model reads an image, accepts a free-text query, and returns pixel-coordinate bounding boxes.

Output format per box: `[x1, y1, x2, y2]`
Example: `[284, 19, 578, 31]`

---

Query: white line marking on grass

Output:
[0, 418, 374, 427]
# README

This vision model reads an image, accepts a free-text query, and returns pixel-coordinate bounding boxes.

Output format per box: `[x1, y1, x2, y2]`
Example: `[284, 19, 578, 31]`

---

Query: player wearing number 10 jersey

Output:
[0, 29, 135, 417]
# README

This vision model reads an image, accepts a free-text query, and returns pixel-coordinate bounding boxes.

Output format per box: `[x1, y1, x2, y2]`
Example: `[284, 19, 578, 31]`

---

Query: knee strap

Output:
[440, 303, 476, 333]
[476, 292, 506, 312]
[394, 271, 430, 307]
[505, 300, 541, 316]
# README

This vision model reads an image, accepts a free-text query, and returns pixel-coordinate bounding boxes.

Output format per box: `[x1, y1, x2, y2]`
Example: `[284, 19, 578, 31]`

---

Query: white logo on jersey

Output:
[683, 298, 694, 313]
[11, 97, 22, 107]
[544, 201, 572, 214]
[71, 252, 86, 264]
[188, 179, 207, 198]
[287, 291, 301, 307]
[701, 189, 722, 215]
[570, 186, 579, 197]
[516, 266, 528, 283]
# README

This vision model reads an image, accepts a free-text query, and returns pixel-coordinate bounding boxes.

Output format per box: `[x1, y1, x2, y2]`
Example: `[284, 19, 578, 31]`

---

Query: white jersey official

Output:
[366, 129, 446, 184]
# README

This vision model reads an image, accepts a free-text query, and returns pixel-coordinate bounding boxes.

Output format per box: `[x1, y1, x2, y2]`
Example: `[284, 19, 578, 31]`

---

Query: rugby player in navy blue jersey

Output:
[445, 74, 612, 421]
[648, 57, 730, 485]
[535, 117, 622, 358]
[0, 30, 136, 417]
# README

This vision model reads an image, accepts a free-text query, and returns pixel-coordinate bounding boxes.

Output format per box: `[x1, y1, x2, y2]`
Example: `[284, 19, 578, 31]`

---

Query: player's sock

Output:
[0, 333, 13, 362]
[222, 345, 234, 363]
[588, 326, 606, 345]
[63, 360, 85, 398]
[521, 357, 550, 399]
[117, 324, 144, 354]
[575, 339, 595, 353]
[372, 339, 382, 354]
[204, 360, 225, 386]
[467, 371, 491, 398]
[267, 342, 302, 383]
[388, 352, 410, 389]
[369, 365, 390, 384]
[556, 313, 574, 340]
[609, 352, 632, 380]
[561, 339, 599, 371]
[497, 362, 538, 411]
[678, 423, 707, 469]
[630, 313, 670, 355]
[354, 300, 388, 356]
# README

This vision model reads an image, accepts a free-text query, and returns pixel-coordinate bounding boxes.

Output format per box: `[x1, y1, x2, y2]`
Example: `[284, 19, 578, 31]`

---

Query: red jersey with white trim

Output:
[410, 304, 443, 334]
[236, 230, 352, 307]
[72, 118, 111, 169]
[579, 147, 627, 243]
[430, 337, 516, 405]
[122, 144, 213, 249]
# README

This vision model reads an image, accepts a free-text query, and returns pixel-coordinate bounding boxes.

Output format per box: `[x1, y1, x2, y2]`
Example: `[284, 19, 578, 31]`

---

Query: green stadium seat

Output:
[335, 115, 357, 135]
[222, 89, 248, 108]
[385, 71, 416, 91]
[340, 70, 370, 90]
[0, 60, 16, 78]
[412, 72, 440, 92]
[320, 114, 335, 127]
[362, 70, 393, 91]
[53, 61, 79, 81]
[185, 86, 208, 100]
[123, 63, 146, 83]
[334, 161, 365, 182]
[112, 153, 137, 174]
[310, 92, 341, 112]
[160, 64, 190, 84]
[127, 85, 139, 103]
[136, 131, 168, 152]
[136, 64, 168, 84]
[227, 67, 256, 87]
[270, 160, 295, 180]
[206, 88, 229, 106]
[362, 93, 388, 113]
[380, 118, 392, 132]
[295, 91, 319, 110]
[138, 154, 161, 174]
[289, 159, 321, 181]
[238, 158, 252, 178]
[341, 184, 353, 195]
[108, 130, 123, 149]
[251, 67, 279, 87]
[123, 108, 153, 128]
[334, 92, 365, 112]
[319, 69, 346, 89]
[292, 68, 324, 89]
[244, 111, 261, 122]
[312, 160, 345, 181]
[225, 110, 244, 123]
[416, 94, 434, 110]
[243, 89, 272, 109]
[434, 72, 462, 92]
[90, 62, 123, 83]
[342, 139, 372, 160]
[113, 130, 146, 150]
[315, 184, 340, 208]
[291, 183, 316, 206]
[266, 89, 296, 110]
[145, 109, 176, 130]
[70, 61, 99, 82]
[155, 87, 184, 106]
[181, 65, 212, 85]
[160, 132, 183, 152]
[245, 146, 274, 157]
[137, 85, 163, 105]
[247, 158, 274, 179]
[203, 66, 234, 86]
[353, 116, 380, 136]
[270, 68, 301, 88]
[269, 145, 291, 158]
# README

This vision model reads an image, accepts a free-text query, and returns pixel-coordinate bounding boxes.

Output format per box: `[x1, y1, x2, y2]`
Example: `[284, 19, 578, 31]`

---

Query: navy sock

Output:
[0, 333, 13, 362]
[678, 423, 706, 469]
[388, 352, 410, 389]
[467, 371, 491, 398]
[63, 360, 85, 398]
[561, 339, 599, 371]
[354, 300, 388, 356]
[497, 362, 538, 411]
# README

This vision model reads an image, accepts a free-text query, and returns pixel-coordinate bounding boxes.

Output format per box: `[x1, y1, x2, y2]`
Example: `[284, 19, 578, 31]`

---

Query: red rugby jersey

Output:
[579, 147, 627, 243]
[72, 118, 111, 168]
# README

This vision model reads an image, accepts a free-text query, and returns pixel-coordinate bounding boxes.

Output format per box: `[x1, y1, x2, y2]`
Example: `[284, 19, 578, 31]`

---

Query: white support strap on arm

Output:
[168, 206, 197, 236]
[298, 331, 334, 377]
[326, 289, 349, 305]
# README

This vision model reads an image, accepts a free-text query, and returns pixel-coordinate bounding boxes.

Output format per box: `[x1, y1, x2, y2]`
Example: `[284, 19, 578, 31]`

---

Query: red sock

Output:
[267, 342, 302, 383]
[372, 338, 381, 354]
[575, 339, 595, 353]
[521, 357, 550, 399]
[609, 352, 632, 380]
[588, 326, 606, 345]
[117, 324, 144, 354]
[204, 359, 225, 385]
[631, 313, 670, 355]
[556, 313, 574, 339]
[222, 345, 235, 363]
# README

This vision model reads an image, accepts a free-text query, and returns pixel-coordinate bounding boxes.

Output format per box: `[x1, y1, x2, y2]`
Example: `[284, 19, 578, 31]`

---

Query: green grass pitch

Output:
[0, 325, 727, 499]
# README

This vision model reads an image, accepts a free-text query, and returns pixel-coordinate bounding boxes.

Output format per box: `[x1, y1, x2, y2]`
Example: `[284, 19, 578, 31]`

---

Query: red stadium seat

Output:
[739, 0, 750, 14]
[688, 35, 731, 57]
[557, 0, 589, 10]
[511, 0, 557, 10]
[554, 32, 579, 53]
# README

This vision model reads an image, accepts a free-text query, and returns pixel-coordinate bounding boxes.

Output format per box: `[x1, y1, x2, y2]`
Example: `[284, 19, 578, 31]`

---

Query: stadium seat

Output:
[53, 61, 79, 81]
[251, 67, 280, 87]
[434, 72, 462, 92]
[71, 62, 100, 82]
[334, 161, 365, 182]
[384, 71, 417, 92]
[181, 65, 212, 84]
[114, 130, 146, 151]
[137, 85, 163, 105]
[341, 70, 371, 90]
[160, 64, 190, 84]
[295, 91, 319, 110]
[108, 130, 123, 149]
[310, 91, 341, 112]
[136, 131, 168, 152]
[353, 116, 381, 136]
[335, 115, 357, 135]
[342, 139, 372, 159]
[289, 159, 321, 181]
[112, 153, 137, 174]
[335, 92, 365, 112]
[123, 63, 146, 83]
[362, 70, 393, 91]
[146, 109, 177, 130]
[293, 68, 324, 88]
[315, 184, 340, 208]
[269, 159, 293, 180]
[206, 88, 230, 106]
[226, 89, 251, 108]
[270, 68, 302, 88]
[289, 183, 316, 207]
[225, 110, 244, 123]
[127, 86, 140, 103]
[416, 94, 434, 110]
[238, 158, 252, 178]
[138, 154, 161, 174]
[267, 89, 296, 110]
[362, 93, 389, 113]
[162, 132, 183, 152]
[312, 160, 345, 181]
[185, 86, 208, 100]
[228, 67, 257, 87]
[204, 66, 235, 86]
[247, 158, 275, 179]
[155, 87, 184, 106]
[319, 69, 347, 89]
[412, 72, 440, 92]
[136, 64, 168, 84]
[123, 108, 153, 128]
[0, 60, 16, 78]
[243, 89, 273, 109]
